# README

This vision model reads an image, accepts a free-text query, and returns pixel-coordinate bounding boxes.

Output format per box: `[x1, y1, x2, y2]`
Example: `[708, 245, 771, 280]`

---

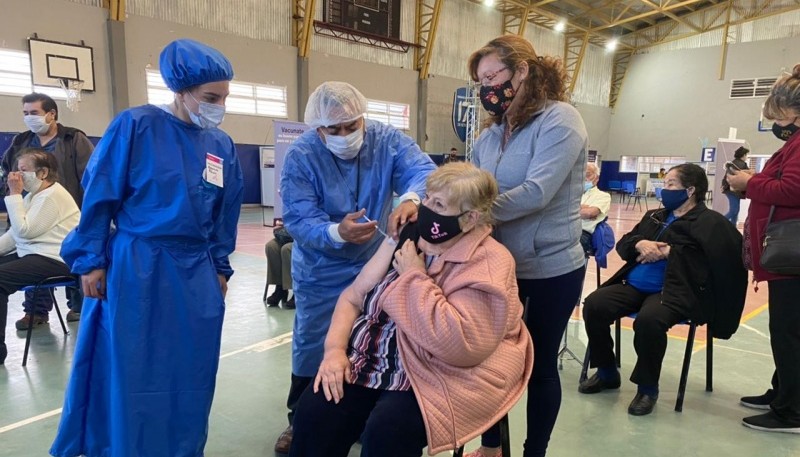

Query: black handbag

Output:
[760, 205, 800, 275]
[273, 226, 294, 247]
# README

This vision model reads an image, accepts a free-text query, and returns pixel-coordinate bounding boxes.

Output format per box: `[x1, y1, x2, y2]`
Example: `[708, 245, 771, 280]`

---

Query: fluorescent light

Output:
[554, 20, 566, 32]
[605, 39, 618, 51]
[484, 0, 495, 6]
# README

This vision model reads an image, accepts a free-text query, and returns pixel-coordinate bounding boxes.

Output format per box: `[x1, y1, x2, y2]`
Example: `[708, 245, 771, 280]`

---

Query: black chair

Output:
[453, 414, 510, 457]
[625, 187, 648, 211]
[21, 275, 77, 366]
[581, 314, 713, 412]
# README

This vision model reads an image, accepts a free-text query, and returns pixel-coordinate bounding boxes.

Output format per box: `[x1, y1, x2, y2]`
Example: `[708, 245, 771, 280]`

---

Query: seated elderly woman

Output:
[0, 148, 80, 364]
[579, 163, 747, 416]
[289, 162, 533, 457]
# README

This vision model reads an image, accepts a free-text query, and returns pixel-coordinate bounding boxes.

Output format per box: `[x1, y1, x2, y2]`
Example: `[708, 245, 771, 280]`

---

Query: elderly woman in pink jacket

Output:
[289, 162, 533, 457]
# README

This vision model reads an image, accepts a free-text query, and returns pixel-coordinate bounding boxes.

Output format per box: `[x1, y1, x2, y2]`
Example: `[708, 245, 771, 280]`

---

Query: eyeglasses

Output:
[478, 66, 509, 87]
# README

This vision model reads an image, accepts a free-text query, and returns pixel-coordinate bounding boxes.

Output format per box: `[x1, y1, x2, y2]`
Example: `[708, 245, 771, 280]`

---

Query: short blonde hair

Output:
[763, 63, 800, 120]
[425, 162, 498, 226]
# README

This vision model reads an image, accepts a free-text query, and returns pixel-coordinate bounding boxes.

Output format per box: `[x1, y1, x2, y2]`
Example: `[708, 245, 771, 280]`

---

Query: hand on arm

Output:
[392, 239, 426, 275]
[579, 205, 601, 220]
[635, 240, 669, 263]
[388, 200, 418, 239]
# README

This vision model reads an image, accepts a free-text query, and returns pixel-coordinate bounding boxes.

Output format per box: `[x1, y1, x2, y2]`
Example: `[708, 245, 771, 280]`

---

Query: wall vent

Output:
[730, 77, 778, 99]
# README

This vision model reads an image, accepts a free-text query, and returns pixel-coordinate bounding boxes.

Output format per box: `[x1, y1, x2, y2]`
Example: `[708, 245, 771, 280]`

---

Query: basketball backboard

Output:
[28, 37, 95, 92]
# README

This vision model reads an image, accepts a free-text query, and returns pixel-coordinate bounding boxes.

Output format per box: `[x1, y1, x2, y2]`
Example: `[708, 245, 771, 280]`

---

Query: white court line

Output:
[712, 343, 773, 358]
[739, 323, 771, 340]
[0, 332, 293, 435]
[0, 409, 62, 434]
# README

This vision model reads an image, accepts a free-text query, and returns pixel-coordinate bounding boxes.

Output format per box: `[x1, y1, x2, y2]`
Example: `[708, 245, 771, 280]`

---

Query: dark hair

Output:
[22, 93, 59, 121]
[468, 35, 568, 128]
[669, 163, 708, 204]
[17, 148, 59, 182]
[734, 146, 750, 159]
[450, 148, 457, 152]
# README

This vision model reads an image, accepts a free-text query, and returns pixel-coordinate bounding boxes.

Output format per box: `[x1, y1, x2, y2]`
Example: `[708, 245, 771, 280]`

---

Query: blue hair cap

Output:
[159, 39, 234, 92]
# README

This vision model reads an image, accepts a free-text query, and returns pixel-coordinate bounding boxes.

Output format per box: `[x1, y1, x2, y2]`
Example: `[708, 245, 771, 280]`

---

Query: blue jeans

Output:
[724, 192, 740, 224]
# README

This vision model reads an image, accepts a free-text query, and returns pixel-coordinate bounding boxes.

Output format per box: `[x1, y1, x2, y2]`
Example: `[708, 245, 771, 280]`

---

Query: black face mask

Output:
[772, 120, 799, 141]
[479, 78, 517, 117]
[417, 204, 467, 244]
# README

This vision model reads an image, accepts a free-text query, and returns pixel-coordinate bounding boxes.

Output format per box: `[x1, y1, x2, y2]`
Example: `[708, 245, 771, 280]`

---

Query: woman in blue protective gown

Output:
[50, 39, 244, 457]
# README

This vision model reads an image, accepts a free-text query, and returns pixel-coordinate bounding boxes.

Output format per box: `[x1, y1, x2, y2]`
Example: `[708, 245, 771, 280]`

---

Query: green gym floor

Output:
[1, 204, 798, 457]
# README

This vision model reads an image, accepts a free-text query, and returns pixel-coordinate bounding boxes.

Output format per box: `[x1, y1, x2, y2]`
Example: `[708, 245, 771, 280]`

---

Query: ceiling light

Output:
[554, 20, 566, 32]
[484, 0, 495, 6]
[605, 39, 618, 51]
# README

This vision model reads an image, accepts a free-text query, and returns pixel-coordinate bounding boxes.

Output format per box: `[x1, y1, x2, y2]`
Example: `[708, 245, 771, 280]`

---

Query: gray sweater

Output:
[473, 101, 588, 279]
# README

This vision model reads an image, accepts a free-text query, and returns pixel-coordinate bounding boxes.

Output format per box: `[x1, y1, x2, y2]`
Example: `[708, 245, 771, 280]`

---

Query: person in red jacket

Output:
[728, 63, 800, 434]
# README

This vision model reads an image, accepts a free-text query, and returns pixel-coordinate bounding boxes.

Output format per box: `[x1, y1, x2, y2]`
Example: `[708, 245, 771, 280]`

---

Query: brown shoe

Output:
[274, 425, 293, 454]
[66, 310, 81, 322]
[15, 313, 48, 331]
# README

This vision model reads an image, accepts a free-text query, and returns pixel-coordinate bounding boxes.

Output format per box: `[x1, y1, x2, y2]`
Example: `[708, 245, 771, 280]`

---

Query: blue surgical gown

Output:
[50, 105, 244, 457]
[281, 119, 435, 377]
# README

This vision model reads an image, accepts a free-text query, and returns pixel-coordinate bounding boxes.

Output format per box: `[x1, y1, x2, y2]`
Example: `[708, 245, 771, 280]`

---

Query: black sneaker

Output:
[740, 390, 776, 410]
[743, 411, 800, 434]
[283, 295, 295, 310]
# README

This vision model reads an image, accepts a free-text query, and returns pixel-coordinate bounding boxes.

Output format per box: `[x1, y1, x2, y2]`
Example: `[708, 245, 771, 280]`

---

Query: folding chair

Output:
[582, 313, 713, 412]
[21, 275, 77, 366]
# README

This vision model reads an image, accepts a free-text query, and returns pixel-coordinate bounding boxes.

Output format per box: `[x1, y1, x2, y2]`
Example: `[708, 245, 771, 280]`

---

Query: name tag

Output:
[205, 153, 224, 188]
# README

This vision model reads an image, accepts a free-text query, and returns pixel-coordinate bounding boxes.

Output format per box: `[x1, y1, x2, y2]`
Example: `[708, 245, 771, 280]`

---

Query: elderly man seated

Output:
[579, 164, 747, 416]
[579, 163, 611, 255]
[0, 148, 80, 364]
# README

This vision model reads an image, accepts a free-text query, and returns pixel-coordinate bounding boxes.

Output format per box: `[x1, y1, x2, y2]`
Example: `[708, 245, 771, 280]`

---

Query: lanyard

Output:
[331, 153, 361, 212]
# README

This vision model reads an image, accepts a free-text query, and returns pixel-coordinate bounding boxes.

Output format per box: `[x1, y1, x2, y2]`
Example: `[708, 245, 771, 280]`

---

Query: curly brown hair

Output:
[468, 35, 568, 128]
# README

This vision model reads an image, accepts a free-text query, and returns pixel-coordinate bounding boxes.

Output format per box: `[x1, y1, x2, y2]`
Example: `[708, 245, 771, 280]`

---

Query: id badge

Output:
[205, 153, 224, 188]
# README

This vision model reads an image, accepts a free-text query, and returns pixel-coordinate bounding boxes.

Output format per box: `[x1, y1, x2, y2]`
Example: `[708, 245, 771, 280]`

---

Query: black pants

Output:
[289, 383, 427, 457]
[481, 267, 585, 457]
[583, 283, 689, 386]
[0, 253, 72, 345]
[286, 374, 312, 424]
[580, 230, 594, 256]
[767, 278, 800, 423]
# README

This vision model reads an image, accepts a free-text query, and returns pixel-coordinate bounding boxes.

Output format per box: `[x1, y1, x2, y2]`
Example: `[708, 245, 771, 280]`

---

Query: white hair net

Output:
[304, 82, 367, 129]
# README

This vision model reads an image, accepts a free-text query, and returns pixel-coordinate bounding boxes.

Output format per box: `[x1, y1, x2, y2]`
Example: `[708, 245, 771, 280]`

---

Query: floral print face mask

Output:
[479, 78, 516, 116]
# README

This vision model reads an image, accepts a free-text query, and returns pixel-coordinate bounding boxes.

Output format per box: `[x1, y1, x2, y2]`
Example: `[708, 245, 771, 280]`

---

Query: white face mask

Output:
[22, 171, 43, 193]
[23, 114, 51, 134]
[185, 92, 226, 129]
[325, 128, 364, 160]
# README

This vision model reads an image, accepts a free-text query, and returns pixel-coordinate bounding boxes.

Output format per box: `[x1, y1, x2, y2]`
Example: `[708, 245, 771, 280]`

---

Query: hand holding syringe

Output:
[361, 214, 397, 245]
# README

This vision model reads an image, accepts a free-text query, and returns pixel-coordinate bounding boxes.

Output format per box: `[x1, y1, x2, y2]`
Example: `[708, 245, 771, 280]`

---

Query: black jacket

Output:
[603, 203, 747, 339]
[1, 124, 94, 207]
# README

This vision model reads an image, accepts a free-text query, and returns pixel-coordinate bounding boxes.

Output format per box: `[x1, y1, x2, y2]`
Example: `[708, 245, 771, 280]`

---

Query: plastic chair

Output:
[453, 414, 510, 457]
[581, 313, 713, 412]
[620, 181, 636, 203]
[21, 275, 76, 366]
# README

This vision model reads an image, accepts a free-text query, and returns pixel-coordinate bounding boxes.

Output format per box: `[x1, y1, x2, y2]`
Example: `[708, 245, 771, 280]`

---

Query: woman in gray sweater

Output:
[465, 35, 588, 457]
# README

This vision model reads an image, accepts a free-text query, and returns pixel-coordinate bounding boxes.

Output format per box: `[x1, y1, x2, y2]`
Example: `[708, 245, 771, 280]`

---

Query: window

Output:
[145, 69, 288, 118]
[0, 48, 66, 99]
[365, 99, 410, 131]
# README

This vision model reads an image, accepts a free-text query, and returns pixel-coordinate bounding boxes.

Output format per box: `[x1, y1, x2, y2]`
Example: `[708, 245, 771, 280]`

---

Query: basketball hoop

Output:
[58, 78, 84, 112]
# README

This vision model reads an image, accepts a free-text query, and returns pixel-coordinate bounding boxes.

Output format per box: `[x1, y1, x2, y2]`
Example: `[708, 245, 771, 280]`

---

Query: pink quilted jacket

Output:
[380, 225, 534, 454]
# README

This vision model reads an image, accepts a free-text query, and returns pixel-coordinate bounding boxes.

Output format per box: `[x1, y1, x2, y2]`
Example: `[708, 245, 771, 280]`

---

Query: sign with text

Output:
[273, 120, 310, 218]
